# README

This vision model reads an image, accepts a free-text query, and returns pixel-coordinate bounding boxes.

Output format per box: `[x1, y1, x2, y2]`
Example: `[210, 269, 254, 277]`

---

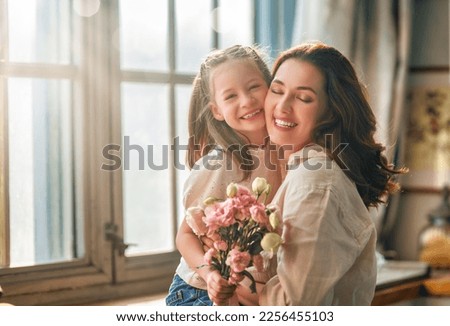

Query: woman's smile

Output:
[274, 118, 297, 128]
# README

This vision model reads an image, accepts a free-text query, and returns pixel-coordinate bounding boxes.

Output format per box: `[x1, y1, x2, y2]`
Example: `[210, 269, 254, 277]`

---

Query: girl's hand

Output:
[206, 270, 236, 305]
[199, 235, 214, 252]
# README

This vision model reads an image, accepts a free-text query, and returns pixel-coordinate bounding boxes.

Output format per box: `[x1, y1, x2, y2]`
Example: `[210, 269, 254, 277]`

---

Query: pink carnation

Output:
[249, 203, 267, 226]
[214, 240, 228, 251]
[186, 180, 277, 294]
[226, 248, 251, 273]
[231, 186, 258, 221]
[203, 199, 236, 234]
[235, 184, 251, 196]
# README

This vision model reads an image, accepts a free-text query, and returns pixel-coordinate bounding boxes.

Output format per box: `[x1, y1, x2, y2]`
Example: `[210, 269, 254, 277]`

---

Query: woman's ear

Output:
[210, 102, 225, 121]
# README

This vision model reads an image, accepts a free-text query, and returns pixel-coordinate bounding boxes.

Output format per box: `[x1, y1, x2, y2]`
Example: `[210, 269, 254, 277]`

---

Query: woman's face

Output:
[264, 58, 326, 156]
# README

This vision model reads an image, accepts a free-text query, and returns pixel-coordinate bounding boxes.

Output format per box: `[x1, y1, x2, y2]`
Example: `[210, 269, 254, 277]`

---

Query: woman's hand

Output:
[206, 270, 236, 305]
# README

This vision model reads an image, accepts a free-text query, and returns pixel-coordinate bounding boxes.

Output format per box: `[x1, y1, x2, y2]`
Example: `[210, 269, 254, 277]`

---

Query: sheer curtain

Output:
[291, 0, 413, 253]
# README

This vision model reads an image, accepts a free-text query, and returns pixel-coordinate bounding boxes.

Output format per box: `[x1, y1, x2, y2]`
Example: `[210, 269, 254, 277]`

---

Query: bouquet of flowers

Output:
[185, 177, 283, 297]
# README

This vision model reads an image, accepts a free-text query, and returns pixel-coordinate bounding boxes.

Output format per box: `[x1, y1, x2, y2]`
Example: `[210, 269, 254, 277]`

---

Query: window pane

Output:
[218, 0, 253, 48]
[121, 83, 173, 255]
[119, 0, 168, 71]
[175, 0, 211, 73]
[8, 0, 75, 64]
[8, 78, 81, 267]
[175, 85, 192, 226]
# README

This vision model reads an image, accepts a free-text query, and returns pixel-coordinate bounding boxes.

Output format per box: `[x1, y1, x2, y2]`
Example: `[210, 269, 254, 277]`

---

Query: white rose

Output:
[252, 177, 268, 196]
[226, 183, 238, 198]
[261, 232, 283, 252]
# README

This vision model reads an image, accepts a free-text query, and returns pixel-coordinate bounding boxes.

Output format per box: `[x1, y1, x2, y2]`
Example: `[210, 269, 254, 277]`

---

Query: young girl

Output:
[165, 45, 282, 306]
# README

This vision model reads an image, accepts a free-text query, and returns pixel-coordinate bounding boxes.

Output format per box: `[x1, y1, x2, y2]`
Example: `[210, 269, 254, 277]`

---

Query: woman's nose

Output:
[275, 96, 292, 114]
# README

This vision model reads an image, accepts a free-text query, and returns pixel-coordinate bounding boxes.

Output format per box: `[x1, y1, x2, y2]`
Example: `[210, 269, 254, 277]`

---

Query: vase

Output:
[418, 186, 450, 268]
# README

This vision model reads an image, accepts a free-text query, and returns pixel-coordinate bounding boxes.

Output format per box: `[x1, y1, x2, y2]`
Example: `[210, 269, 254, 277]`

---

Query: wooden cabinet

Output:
[372, 279, 427, 305]
[372, 262, 450, 305]
[372, 260, 430, 305]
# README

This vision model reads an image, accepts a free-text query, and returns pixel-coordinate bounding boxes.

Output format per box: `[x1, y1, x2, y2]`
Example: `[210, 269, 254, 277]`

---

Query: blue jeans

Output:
[165, 274, 213, 306]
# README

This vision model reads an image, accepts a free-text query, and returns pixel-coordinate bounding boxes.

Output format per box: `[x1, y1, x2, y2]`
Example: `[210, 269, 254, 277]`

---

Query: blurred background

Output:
[0, 0, 449, 305]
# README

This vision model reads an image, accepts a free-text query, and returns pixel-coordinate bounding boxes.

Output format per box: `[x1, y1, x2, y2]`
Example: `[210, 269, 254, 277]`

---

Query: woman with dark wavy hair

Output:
[207, 41, 406, 306]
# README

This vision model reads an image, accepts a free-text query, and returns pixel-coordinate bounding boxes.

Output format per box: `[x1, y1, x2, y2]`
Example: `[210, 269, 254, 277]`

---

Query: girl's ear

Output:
[209, 102, 225, 121]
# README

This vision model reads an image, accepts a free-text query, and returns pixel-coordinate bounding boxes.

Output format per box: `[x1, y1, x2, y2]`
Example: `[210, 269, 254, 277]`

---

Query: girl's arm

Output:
[175, 219, 212, 282]
[177, 220, 236, 305]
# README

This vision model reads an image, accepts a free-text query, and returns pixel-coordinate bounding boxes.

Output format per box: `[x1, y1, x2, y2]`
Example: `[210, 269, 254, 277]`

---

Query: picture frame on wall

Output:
[402, 69, 450, 193]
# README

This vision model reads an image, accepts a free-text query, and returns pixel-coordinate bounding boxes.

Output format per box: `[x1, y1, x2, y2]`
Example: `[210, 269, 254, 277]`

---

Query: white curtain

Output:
[292, 0, 413, 253]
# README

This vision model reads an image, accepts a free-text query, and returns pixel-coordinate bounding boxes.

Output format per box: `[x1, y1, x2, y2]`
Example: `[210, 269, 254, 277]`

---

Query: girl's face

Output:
[265, 58, 326, 156]
[210, 59, 268, 145]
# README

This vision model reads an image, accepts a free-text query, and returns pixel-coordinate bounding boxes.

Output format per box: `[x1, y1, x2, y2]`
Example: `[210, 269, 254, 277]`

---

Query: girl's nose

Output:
[241, 93, 255, 107]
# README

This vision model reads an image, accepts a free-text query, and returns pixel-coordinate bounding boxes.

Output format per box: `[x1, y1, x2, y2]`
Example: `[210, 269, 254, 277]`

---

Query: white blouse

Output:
[260, 144, 377, 306]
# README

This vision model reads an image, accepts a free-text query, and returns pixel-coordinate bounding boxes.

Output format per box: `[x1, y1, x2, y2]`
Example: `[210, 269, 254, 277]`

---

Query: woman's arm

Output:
[235, 282, 263, 305]
[206, 267, 272, 305]
[260, 185, 348, 305]
[206, 275, 267, 305]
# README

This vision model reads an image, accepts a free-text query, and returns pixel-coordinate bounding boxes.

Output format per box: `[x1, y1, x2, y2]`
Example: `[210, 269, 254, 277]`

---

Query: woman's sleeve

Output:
[259, 184, 361, 306]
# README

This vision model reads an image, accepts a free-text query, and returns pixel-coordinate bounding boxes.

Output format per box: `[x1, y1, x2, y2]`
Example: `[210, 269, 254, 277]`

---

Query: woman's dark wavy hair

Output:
[272, 41, 407, 207]
[187, 45, 272, 180]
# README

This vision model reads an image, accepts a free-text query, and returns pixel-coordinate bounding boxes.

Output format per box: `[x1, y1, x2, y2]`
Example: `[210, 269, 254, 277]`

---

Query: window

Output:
[1, 0, 82, 268]
[0, 0, 253, 305]
[118, 0, 253, 258]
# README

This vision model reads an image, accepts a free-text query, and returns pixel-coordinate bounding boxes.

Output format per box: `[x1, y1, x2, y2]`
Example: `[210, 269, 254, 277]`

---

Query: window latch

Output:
[104, 223, 134, 256]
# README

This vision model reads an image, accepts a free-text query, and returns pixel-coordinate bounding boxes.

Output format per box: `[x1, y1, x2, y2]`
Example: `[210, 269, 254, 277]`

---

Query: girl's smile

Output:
[210, 59, 269, 145]
[240, 108, 264, 120]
